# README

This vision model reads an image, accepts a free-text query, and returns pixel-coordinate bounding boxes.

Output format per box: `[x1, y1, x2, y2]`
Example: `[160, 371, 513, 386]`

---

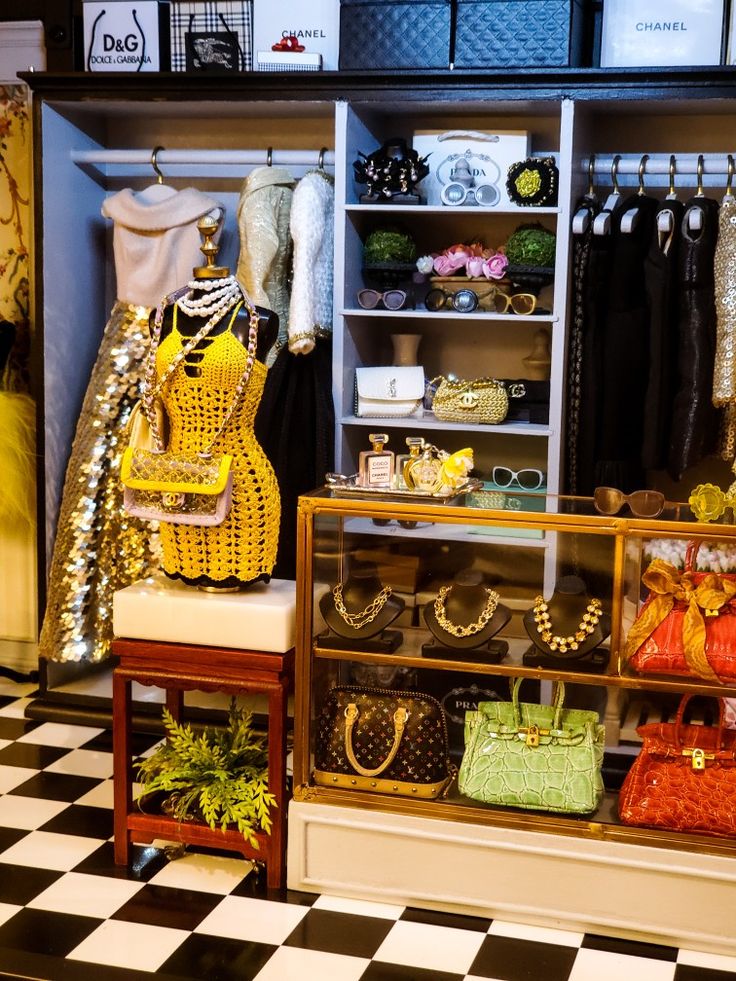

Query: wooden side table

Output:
[112, 638, 294, 889]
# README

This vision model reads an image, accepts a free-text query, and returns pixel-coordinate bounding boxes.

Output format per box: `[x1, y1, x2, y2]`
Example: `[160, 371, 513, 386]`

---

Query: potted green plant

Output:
[135, 700, 275, 848]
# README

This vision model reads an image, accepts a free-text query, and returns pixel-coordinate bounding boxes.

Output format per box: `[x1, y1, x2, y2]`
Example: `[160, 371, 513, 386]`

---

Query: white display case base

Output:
[287, 799, 736, 956]
[113, 572, 299, 652]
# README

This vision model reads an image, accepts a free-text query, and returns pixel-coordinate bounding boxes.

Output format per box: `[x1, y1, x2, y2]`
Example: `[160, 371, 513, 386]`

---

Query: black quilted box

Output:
[339, 0, 452, 70]
[454, 0, 585, 68]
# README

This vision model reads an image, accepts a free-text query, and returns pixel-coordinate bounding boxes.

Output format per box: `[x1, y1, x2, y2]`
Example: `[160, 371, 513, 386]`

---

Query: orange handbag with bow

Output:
[625, 542, 736, 685]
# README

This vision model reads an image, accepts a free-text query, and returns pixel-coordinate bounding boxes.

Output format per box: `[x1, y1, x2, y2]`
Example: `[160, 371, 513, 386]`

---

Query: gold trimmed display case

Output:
[293, 486, 736, 859]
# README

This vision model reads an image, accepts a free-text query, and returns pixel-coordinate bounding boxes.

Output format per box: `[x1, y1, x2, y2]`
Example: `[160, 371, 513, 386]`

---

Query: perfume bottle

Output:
[405, 443, 443, 492]
[395, 437, 425, 489]
[358, 433, 395, 488]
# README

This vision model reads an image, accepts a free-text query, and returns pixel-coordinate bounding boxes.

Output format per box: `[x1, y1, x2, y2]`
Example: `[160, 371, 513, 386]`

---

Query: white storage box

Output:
[256, 50, 322, 71]
[83, 1, 167, 71]
[601, 0, 726, 67]
[412, 130, 530, 209]
[253, 0, 339, 70]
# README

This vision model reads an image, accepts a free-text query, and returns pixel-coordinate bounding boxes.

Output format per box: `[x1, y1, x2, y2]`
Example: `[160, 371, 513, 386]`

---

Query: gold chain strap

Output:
[332, 583, 393, 629]
[433, 585, 500, 637]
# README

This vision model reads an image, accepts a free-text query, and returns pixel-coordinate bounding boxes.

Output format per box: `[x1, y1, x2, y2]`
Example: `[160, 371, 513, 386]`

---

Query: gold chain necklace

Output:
[533, 595, 602, 653]
[433, 585, 500, 638]
[333, 583, 393, 630]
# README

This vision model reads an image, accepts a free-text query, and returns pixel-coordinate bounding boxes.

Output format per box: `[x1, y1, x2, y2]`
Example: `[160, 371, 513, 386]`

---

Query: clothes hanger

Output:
[572, 154, 596, 234]
[657, 155, 677, 234]
[134, 146, 178, 204]
[593, 154, 621, 236]
[621, 154, 648, 234]
[318, 147, 327, 171]
[686, 154, 705, 233]
[266, 146, 273, 167]
[723, 153, 735, 204]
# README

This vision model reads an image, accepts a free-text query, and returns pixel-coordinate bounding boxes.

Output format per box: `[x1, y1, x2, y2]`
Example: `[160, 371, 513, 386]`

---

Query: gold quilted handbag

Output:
[432, 376, 509, 425]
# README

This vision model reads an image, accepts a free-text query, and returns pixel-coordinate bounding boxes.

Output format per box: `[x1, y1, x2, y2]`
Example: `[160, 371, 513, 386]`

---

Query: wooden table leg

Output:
[165, 686, 184, 725]
[113, 669, 132, 865]
[266, 676, 288, 889]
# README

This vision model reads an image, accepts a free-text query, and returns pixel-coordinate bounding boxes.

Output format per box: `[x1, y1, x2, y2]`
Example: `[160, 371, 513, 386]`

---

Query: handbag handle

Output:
[511, 678, 565, 731]
[674, 694, 727, 748]
[684, 541, 702, 573]
[343, 702, 408, 778]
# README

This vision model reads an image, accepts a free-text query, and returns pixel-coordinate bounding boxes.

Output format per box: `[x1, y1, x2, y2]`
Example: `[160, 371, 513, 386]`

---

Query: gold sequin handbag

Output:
[121, 290, 259, 526]
[432, 376, 509, 425]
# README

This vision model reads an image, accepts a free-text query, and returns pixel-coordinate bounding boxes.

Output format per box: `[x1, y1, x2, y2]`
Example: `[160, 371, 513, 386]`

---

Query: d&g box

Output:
[601, 0, 726, 67]
[83, 1, 170, 71]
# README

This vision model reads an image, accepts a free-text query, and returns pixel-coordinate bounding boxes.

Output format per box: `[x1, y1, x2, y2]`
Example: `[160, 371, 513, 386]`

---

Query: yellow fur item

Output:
[0, 391, 36, 527]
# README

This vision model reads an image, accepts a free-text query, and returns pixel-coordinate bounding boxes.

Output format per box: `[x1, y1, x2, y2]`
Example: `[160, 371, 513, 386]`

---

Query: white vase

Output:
[391, 333, 422, 367]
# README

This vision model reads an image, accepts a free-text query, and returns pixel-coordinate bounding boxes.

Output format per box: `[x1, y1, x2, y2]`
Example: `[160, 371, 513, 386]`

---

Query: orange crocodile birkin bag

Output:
[619, 695, 736, 837]
[625, 542, 736, 685]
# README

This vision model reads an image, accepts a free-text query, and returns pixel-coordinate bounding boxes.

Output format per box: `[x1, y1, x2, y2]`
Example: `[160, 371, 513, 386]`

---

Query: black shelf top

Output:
[19, 66, 736, 104]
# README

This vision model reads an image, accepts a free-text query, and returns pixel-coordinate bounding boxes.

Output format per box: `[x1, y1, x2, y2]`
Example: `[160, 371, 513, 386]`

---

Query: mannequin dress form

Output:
[155, 218, 280, 590]
[319, 563, 406, 653]
[522, 574, 611, 673]
[40, 185, 222, 663]
[423, 570, 511, 662]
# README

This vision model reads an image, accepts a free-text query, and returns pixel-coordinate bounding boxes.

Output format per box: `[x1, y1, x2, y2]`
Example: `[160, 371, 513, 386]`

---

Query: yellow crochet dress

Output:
[156, 306, 280, 587]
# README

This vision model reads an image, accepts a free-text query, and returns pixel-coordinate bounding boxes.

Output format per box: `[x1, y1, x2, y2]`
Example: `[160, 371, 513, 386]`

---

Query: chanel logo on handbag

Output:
[388, 377, 397, 398]
[162, 491, 186, 509]
[460, 390, 479, 408]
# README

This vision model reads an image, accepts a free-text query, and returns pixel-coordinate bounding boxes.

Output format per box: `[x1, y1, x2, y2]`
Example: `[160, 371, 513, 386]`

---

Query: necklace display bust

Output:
[423, 570, 510, 662]
[522, 574, 611, 672]
[319, 564, 406, 653]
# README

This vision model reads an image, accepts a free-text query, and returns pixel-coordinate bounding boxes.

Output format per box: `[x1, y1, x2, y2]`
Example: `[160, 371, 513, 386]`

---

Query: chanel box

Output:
[600, 0, 726, 67]
[83, 1, 169, 71]
[254, 0, 339, 71]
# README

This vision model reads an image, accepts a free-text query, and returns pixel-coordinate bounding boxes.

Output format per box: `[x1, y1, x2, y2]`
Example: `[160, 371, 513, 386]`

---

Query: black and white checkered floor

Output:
[0, 680, 734, 981]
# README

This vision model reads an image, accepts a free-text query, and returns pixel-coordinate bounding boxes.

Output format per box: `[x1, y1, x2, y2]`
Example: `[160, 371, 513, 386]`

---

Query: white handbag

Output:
[355, 366, 425, 418]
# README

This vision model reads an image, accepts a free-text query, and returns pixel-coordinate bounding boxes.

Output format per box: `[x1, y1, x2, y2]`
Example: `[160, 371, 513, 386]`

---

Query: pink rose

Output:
[433, 253, 461, 276]
[483, 253, 509, 280]
[466, 256, 484, 278]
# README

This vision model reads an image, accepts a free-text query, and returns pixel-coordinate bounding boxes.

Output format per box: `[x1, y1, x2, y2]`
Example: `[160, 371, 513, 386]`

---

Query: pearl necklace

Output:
[177, 275, 242, 319]
[333, 583, 393, 630]
[533, 595, 602, 654]
[434, 585, 499, 637]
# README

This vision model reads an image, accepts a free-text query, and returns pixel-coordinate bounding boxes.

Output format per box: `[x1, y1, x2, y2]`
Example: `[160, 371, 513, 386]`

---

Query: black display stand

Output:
[423, 570, 511, 663]
[522, 644, 609, 673]
[319, 564, 406, 652]
[318, 629, 403, 654]
[422, 638, 508, 663]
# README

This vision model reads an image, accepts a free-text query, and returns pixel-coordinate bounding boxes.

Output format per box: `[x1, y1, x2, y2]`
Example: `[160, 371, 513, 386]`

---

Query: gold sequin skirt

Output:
[39, 302, 158, 663]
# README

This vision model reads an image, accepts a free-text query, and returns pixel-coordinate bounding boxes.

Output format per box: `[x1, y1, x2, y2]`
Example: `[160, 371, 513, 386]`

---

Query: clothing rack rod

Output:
[70, 148, 335, 168]
[585, 154, 734, 177]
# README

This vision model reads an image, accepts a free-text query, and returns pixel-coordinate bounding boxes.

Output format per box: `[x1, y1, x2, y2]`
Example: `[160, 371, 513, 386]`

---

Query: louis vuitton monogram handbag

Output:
[313, 686, 454, 799]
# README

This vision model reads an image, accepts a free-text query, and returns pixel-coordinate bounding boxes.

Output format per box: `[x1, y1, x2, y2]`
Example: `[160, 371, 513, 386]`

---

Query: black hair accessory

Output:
[506, 157, 559, 208]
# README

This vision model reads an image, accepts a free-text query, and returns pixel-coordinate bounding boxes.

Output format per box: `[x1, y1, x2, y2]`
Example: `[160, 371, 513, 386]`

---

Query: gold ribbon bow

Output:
[623, 559, 736, 684]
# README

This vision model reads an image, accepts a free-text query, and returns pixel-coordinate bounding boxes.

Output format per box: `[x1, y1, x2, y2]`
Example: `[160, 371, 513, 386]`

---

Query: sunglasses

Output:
[492, 467, 546, 490]
[593, 487, 665, 518]
[440, 181, 500, 207]
[424, 286, 548, 316]
[357, 288, 408, 311]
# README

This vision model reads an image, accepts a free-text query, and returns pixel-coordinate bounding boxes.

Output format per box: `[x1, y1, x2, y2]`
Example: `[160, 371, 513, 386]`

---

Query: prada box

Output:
[83, 1, 170, 71]
[601, 0, 727, 67]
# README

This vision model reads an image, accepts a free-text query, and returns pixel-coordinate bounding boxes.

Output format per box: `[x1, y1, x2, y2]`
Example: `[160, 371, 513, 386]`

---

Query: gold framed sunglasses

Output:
[593, 486, 666, 518]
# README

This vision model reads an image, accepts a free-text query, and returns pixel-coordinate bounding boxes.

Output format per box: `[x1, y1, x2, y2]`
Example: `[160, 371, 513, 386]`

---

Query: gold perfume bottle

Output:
[358, 433, 394, 488]
[405, 443, 443, 492]
[395, 437, 425, 489]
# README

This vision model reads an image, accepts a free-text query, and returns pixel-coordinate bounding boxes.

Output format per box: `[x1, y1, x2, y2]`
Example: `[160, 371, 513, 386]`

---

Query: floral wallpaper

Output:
[0, 83, 30, 391]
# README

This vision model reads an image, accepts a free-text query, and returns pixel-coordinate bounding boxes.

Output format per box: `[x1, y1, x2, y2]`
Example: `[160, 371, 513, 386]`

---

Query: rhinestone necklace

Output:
[333, 583, 393, 630]
[433, 585, 500, 638]
[533, 595, 602, 653]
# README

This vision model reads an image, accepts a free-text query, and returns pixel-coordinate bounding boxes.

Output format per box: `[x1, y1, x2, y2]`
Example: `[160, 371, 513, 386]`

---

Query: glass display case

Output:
[293, 488, 736, 856]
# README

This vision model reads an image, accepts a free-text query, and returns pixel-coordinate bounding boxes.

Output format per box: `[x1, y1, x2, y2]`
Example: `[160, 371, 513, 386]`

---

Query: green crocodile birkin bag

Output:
[458, 679, 604, 814]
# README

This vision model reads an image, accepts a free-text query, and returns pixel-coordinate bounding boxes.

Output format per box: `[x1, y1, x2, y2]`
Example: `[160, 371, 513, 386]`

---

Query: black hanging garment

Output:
[641, 200, 684, 472]
[255, 337, 335, 580]
[668, 197, 721, 480]
[565, 196, 599, 495]
[595, 194, 659, 493]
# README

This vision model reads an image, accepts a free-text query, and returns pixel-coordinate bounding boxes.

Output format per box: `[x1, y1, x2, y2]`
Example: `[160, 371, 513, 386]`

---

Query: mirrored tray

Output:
[324, 473, 483, 502]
